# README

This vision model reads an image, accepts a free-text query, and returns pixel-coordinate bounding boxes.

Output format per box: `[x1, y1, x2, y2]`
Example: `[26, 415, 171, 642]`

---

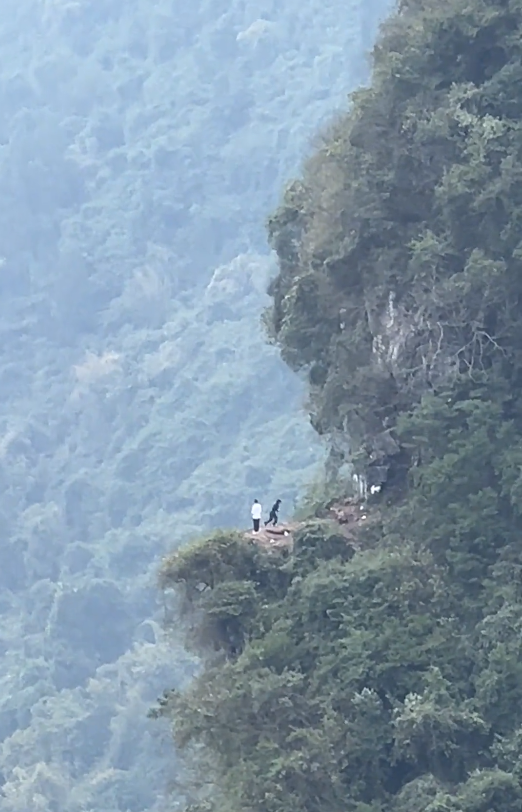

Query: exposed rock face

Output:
[369, 292, 409, 373]
[368, 285, 459, 390]
[368, 291, 449, 389]
[353, 289, 456, 491]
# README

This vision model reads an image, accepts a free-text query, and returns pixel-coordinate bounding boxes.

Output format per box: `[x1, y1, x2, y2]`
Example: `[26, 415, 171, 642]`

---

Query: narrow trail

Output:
[243, 499, 372, 551]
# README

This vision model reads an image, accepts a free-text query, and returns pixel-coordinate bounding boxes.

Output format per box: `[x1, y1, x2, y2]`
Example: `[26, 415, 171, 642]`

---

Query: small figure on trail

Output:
[265, 499, 281, 527]
[251, 499, 262, 532]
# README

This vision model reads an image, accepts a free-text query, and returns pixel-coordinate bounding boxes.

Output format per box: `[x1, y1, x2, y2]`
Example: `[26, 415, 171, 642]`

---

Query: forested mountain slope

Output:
[157, 1, 522, 811]
[0, 0, 390, 809]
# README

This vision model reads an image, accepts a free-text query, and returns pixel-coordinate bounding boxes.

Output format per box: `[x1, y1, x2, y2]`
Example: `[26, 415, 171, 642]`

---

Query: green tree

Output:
[158, 1, 522, 811]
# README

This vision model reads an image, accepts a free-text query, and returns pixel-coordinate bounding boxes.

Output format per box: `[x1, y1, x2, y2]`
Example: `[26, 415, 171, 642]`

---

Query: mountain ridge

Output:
[156, 1, 522, 810]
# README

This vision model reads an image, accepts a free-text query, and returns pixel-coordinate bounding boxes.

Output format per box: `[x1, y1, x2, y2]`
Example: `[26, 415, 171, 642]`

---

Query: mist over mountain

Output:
[0, 0, 390, 809]
[156, 2, 522, 811]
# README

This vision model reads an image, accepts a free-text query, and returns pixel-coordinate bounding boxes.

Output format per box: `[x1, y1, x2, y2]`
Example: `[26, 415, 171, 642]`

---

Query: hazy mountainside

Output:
[157, 1, 522, 811]
[0, 0, 391, 809]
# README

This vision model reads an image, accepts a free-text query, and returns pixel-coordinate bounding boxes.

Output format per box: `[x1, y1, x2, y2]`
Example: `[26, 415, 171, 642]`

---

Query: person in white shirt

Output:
[251, 499, 262, 532]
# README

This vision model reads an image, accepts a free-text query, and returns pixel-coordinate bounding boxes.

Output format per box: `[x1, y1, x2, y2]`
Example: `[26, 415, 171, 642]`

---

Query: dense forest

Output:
[0, 0, 390, 810]
[156, 0, 522, 810]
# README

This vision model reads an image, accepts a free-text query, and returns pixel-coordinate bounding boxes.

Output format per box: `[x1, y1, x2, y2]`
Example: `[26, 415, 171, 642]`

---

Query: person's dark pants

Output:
[253, 518, 260, 532]
[265, 511, 278, 526]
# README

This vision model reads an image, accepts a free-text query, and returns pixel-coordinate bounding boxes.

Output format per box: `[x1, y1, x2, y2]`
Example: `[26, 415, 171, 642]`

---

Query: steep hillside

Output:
[157, 1, 522, 810]
[0, 0, 390, 809]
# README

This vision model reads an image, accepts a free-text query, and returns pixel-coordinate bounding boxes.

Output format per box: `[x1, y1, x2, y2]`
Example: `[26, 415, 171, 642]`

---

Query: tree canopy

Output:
[157, 1, 522, 811]
[267, 0, 522, 487]
[0, 0, 391, 809]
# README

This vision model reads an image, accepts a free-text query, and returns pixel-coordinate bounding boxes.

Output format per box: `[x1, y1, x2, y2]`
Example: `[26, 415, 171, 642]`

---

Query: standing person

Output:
[265, 499, 281, 527]
[251, 499, 262, 533]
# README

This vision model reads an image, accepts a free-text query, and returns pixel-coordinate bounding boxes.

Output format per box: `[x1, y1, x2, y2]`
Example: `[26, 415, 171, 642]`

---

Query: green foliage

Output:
[292, 520, 355, 571]
[159, 508, 522, 811]
[0, 0, 393, 807]
[159, 1, 522, 811]
[392, 383, 522, 609]
[392, 669, 489, 781]
[266, 0, 522, 484]
[161, 532, 258, 591]
[158, 517, 519, 811]
[293, 473, 356, 519]
[160, 530, 294, 658]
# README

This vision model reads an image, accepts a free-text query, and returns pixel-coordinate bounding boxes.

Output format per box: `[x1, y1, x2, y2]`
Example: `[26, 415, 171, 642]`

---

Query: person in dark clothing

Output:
[265, 499, 281, 527]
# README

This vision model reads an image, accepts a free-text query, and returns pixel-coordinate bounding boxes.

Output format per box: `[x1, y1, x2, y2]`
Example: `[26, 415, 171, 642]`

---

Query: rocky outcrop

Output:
[243, 498, 374, 551]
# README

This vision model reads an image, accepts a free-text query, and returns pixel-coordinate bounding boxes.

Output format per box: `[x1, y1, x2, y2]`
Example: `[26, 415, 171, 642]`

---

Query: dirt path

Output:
[243, 499, 372, 551]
